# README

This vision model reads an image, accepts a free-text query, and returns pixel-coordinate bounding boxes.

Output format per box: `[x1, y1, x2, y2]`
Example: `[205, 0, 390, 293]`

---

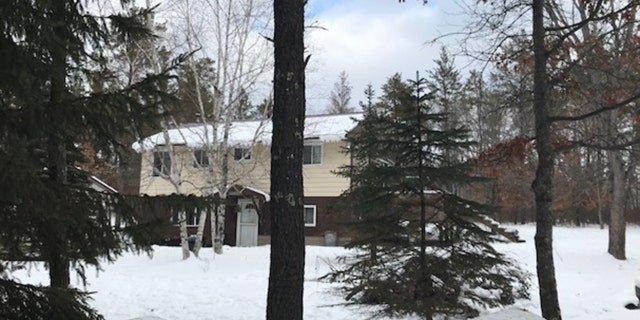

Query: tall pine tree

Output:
[327, 73, 529, 319]
[266, 0, 306, 318]
[427, 47, 465, 167]
[0, 1, 205, 318]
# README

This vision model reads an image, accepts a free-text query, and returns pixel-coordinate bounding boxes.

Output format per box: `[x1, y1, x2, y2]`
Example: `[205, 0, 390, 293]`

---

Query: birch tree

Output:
[131, 0, 271, 258]
[163, 0, 273, 255]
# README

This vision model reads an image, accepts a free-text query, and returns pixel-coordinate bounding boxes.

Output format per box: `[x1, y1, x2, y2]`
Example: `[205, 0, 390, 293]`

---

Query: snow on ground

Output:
[476, 308, 543, 320]
[10, 225, 640, 320]
[489, 225, 640, 320]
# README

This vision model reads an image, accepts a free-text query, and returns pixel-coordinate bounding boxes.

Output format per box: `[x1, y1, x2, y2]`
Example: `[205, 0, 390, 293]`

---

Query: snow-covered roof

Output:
[89, 175, 118, 194]
[132, 113, 362, 152]
[226, 185, 271, 202]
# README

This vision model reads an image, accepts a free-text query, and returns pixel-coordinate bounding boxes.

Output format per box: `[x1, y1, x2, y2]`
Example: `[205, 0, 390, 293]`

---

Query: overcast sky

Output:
[305, 0, 470, 114]
[125, 0, 475, 115]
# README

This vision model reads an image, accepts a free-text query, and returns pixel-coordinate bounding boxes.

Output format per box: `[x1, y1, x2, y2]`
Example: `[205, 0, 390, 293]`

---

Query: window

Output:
[233, 147, 251, 161]
[152, 150, 171, 176]
[304, 205, 316, 227]
[172, 209, 200, 226]
[193, 149, 210, 167]
[303, 144, 322, 165]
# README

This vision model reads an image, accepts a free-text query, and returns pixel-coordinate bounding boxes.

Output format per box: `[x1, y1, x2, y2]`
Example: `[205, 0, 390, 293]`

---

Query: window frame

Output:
[193, 148, 210, 168]
[233, 147, 252, 161]
[303, 143, 323, 166]
[304, 205, 317, 227]
[152, 149, 172, 177]
[172, 209, 201, 226]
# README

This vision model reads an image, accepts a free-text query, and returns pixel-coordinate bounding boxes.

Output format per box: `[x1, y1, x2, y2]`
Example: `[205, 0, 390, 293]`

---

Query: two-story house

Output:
[133, 113, 362, 247]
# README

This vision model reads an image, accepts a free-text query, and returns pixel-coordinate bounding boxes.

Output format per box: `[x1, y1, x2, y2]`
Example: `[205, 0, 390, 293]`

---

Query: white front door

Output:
[236, 199, 258, 247]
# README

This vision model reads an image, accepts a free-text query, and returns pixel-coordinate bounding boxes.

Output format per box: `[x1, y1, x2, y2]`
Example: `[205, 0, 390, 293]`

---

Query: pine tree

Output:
[462, 70, 505, 152]
[327, 71, 355, 114]
[427, 47, 464, 123]
[0, 1, 205, 318]
[101, 6, 172, 197]
[427, 47, 465, 167]
[254, 95, 274, 119]
[358, 83, 376, 113]
[326, 73, 530, 319]
[376, 73, 414, 118]
[175, 57, 217, 124]
[232, 88, 258, 120]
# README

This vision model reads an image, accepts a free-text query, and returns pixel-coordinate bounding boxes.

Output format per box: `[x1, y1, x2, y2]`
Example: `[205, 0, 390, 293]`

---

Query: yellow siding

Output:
[303, 141, 350, 197]
[228, 143, 271, 192]
[139, 141, 351, 197]
[139, 146, 208, 196]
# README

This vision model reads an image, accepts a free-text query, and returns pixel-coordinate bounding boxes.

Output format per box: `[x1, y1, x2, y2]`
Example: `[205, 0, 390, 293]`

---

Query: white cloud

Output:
[306, 0, 466, 114]
[121, 0, 475, 115]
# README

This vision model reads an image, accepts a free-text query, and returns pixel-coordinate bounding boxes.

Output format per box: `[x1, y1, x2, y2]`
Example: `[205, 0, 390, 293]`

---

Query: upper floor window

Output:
[152, 150, 171, 177]
[234, 147, 251, 161]
[303, 144, 322, 165]
[193, 149, 210, 167]
[304, 205, 317, 227]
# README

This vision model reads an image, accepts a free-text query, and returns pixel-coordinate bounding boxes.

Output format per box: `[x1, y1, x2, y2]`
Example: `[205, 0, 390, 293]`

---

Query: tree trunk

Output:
[211, 202, 217, 255]
[192, 207, 209, 256]
[597, 179, 604, 229]
[187, 26, 211, 257]
[48, 250, 70, 288]
[608, 146, 626, 259]
[214, 202, 226, 254]
[161, 127, 191, 260]
[214, 123, 231, 254]
[178, 210, 190, 260]
[47, 0, 70, 289]
[531, 0, 562, 319]
[266, 0, 306, 319]
[414, 71, 432, 320]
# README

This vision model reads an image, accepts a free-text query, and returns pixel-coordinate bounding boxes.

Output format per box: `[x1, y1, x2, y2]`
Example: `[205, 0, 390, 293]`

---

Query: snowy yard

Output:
[11, 224, 640, 320]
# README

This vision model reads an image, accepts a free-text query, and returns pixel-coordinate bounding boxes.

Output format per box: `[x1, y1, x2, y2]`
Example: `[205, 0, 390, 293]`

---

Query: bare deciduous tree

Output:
[153, 0, 273, 256]
[449, 1, 640, 317]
